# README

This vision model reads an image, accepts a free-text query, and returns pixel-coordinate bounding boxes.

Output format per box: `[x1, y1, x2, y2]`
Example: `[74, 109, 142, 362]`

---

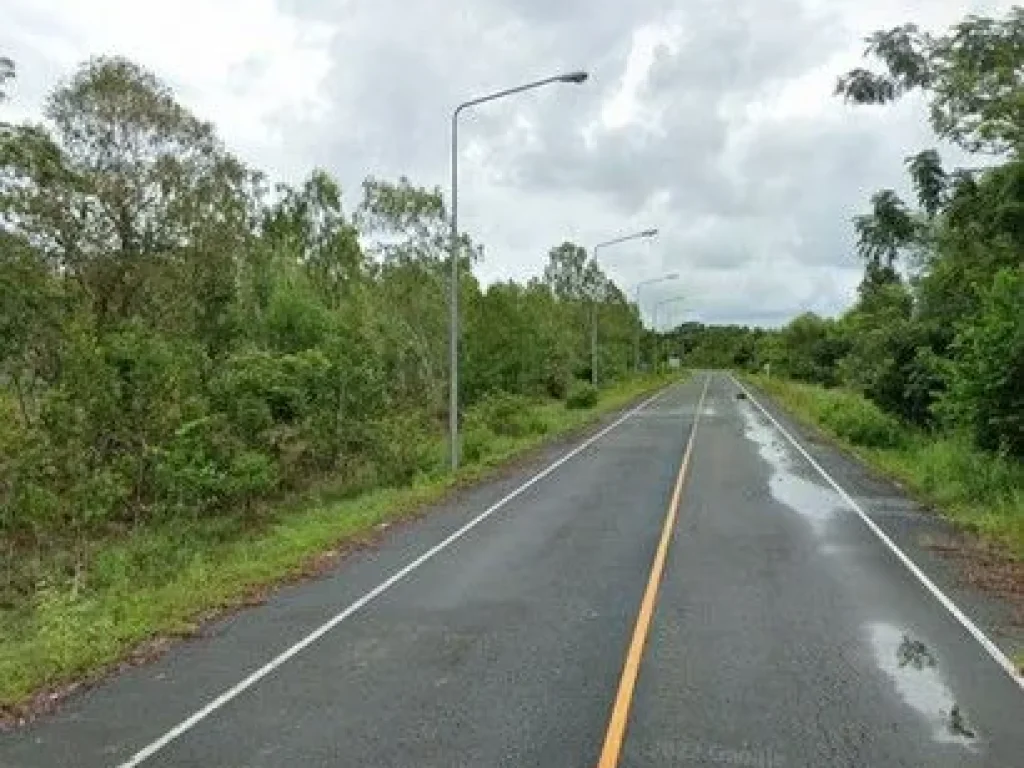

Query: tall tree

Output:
[836, 9, 1024, 155]
[2, 57, 260, 344]
[542, 241, 600, 301]
[853, 189, 917, 279]
[905, 149, 948, 217]
[263, 170, 363, 309]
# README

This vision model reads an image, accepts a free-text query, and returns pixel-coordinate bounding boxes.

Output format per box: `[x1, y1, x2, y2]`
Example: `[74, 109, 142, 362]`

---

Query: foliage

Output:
[0, 54, 655, 701]
[835, 9, 1024, 154]
[940, 267, 1024, 454]
[668, 9, 1023, 461]
[565, 382, 599, 410]
[801, 383, 904, 448]
[0, 375, 667, 708]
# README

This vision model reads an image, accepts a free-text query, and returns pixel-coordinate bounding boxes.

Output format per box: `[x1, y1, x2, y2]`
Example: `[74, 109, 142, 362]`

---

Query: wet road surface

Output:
[2, 372, 1022, 767]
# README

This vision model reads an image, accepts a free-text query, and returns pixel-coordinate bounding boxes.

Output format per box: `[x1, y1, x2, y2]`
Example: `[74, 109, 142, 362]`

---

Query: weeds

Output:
[748, 375, 1024, 559]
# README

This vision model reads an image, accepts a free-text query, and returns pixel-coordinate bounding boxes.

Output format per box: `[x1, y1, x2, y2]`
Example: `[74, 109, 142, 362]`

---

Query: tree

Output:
[940, 267, 1024, 455]
[906, 149, 948, 217]
[542, 241, 601, 301]
[357, 175, 463, 266]
[839, 281, 940, 424]
[263, 170, 364, 309]
[853, 189, 917, 276]
[776, 313, 849, 386]
[836, 9, 1024, 155]
[0, 233, 64, 428]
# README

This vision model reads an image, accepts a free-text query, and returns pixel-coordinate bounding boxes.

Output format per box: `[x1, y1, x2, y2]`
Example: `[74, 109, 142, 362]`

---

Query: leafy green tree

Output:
[2, 57, 259, 342]
[905, 149, 948, 217]
[263, 170, 364, 310]
[838, 281, 940, 424]
[853, 189, 917, 281]
[836, 9, 1024, 155]
[776, 313, 849, 386]
[543, 241, 599, 301]
[940, 267, 1024, 455]
[0, 233, 64, 428]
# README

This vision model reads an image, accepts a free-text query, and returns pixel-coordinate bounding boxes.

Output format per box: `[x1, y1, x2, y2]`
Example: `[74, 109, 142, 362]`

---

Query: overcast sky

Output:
[2, 0, 1014, 327]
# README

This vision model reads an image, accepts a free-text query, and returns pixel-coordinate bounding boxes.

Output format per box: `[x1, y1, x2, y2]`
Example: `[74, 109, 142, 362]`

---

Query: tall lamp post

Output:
[634, 273, 678, 372]
[654, 295, 686, 372]
[449, 70, 588, 471]
[590, 228, 658, 386]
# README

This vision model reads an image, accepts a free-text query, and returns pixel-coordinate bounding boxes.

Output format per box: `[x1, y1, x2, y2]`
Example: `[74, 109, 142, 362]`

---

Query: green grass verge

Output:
[0, 373, 680, 711]
[744, 375, 1024, 561]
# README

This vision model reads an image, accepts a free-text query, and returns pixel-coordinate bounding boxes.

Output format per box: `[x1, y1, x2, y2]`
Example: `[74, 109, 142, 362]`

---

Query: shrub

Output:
[940, 267, 1024, 456]
[815, 390, 906, 449]
[544, 372, 570, 400]
[468, 392, 537, 438]
[461, 425, 496, 465]
[365, 410, 437, 486]
[565, 382, 599, 410]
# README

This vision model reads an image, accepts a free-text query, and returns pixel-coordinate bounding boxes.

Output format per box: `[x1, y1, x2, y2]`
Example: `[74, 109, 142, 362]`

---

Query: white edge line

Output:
[730, 374, 1024, 690]
[116, 383, 676, 767]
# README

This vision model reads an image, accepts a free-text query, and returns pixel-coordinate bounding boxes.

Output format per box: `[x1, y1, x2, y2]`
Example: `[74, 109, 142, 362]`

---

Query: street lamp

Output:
[449, 70, 589, 471]
[634, 272, 679, 371]
[654, 295, 686, 372]
[590, 228, 659, 386]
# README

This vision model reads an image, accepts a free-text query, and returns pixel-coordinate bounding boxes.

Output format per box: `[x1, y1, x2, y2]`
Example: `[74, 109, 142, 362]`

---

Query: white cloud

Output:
[1, 0, 333, 177]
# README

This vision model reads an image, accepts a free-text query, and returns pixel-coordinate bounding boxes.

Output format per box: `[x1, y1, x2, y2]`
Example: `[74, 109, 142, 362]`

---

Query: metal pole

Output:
[633, 285, 641, 373]
[449, 111, 460, 471]
[589, 229, 658, 387]
[655, 303, 661, 373]
[653, 295, 685, 374]
[632, 272, 678, 373]
[448, 71, 588, 472]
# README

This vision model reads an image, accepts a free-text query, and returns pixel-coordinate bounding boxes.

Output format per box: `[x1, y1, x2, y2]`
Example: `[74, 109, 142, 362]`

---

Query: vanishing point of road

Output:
[3, 372, 1023, 767]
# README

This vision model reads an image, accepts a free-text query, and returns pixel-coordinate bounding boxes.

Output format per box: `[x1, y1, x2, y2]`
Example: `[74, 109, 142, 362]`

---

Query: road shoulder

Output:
[737, 375, 1024, 673]
[0, 376, 678, 729]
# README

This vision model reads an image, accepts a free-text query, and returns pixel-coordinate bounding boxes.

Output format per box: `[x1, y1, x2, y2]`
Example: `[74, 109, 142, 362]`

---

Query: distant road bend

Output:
[2, 372, 1023, 767]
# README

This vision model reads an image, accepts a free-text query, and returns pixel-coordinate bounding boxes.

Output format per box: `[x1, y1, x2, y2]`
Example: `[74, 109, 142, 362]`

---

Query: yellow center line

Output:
[595, 372, 712, 768]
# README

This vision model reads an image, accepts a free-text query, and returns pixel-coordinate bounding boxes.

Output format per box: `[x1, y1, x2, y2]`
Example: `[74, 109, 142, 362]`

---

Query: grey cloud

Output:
[268, 0, 936, 325]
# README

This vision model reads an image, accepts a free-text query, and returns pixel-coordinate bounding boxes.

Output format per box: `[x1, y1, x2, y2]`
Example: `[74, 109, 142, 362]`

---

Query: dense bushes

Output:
[940, 268, 1024, 456]
[566, 382, 599, 410]
[0, 57, 643, 585]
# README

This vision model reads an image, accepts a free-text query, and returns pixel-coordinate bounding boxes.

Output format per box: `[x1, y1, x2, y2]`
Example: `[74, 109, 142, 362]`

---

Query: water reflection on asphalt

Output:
[740, 404, 845, 536]
[868, 622, 976, 746]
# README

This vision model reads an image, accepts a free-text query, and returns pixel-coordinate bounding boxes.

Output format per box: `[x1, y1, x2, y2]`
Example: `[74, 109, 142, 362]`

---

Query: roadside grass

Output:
[0, 373, 679, 713]
[745, 375, 1024, 561]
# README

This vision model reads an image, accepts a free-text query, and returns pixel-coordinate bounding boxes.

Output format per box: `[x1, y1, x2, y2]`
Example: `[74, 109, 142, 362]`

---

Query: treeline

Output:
[664, 8, 1023, 458]
[0, 58, 642, 582]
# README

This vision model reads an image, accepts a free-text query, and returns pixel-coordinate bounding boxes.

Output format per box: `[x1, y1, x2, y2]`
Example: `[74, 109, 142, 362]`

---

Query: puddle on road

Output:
[867, 622, 976, 746]
[740, 405, 845, 535]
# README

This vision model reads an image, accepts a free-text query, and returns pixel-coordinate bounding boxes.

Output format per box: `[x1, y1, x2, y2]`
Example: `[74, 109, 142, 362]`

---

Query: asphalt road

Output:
[3, 372, 1023, 767]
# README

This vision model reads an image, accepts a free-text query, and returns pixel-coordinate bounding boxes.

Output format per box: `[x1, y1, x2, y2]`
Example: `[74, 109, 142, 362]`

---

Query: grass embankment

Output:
[745, 375, 1024, 560]
[0, 373, 678, 714]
